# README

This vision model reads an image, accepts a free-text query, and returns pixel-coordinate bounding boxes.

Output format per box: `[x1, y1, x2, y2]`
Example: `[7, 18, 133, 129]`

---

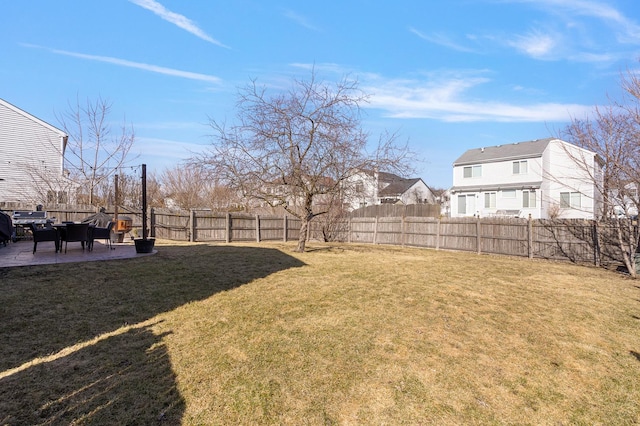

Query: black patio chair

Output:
[88, 221, 114, 251]
[29, 223, 59, 254]
[0, 211, 12, 246]
[60, 222, 90, 253]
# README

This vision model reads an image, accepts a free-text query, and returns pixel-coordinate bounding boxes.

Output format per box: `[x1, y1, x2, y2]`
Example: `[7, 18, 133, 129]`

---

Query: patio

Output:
[0, 239, 155, 268]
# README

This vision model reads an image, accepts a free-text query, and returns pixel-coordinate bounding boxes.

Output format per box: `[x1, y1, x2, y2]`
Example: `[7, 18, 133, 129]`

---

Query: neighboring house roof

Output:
[0, 98, 67, 141]
[453, 138, 553, 166]
[379, 178, 422, 197]
[357, 169, 404, 183]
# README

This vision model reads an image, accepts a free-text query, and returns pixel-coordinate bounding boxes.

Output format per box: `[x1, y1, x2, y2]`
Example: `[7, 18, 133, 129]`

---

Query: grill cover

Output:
[81, 209, 113, 227]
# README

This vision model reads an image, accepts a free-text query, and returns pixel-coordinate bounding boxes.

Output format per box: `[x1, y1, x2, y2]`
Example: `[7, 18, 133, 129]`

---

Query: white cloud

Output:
[363, 74, 592, 123]
[283, 9, 320, 31]
[129, 0, 230, 48]
[409, 27, 477, 53]
[507, 29, 559, 59]
[46, 47, 222, 83]
[507, 0, 640, 44]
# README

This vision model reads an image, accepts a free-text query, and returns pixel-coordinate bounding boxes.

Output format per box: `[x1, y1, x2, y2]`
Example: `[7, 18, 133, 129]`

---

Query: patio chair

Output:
[29, 223, 59, 253]
[88, 221, 114, 251]
[0, 211, 12, 246]
[60, 222, 90, 253]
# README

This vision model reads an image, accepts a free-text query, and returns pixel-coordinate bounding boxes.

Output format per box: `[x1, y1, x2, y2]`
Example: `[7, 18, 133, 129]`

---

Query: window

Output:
[502, 189, 516, 198]
[457, 194, 476, 215]
[560, 192, 581, 209]
[513, 160, 528, 175]
[484, 192, 496, 208]
[47, 190, 68, 204]
[458, 195, 467, 215]
[523, 190, 536, 208]
[463, 165, 481, 178]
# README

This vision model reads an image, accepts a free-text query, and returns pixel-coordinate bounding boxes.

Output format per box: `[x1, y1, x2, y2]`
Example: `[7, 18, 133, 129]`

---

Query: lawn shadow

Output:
[0, 324, 183, 424]
[0, 244, 304, 423]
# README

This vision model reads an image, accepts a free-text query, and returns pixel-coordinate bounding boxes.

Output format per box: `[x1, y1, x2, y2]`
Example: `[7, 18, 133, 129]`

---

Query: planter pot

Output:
[134, 238, 155, 254]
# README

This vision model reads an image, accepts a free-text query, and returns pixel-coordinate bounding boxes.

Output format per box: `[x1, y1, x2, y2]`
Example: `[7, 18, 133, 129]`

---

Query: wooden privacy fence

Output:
[341, 216, 610, 265]
[151, 210, 624, 266]
[152, 210, 301, 243]
[4, 203, 628, 266]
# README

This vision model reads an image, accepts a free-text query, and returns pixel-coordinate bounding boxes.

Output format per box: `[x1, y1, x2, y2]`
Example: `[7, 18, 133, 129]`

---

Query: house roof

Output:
[379, 178, 422, 197]
[0, 98, 67, 138]
[453, 138, 554, 166]
[357, 169, 404, 182]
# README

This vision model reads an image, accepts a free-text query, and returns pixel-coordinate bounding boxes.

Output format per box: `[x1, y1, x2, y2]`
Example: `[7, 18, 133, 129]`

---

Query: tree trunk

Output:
[296, 217, 308, 252]
[615, 220, 636, 278]
[295, 195, 314, 252]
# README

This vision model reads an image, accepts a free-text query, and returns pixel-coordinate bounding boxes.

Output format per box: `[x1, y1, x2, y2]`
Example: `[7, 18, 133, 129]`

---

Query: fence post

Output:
[256, 214, 261, 243]
[528, 214, 533, 259]
[436, 216, 441, 250]
[150, 207, 156, 238]
[401, 216, 406, 247]
[283, 215, 288, 242]
[190, 209, 196, 242]
[476, 216, 482, 254]
[592, 220, 600, 267]
[347, 217, 352, 243]
[225, 212, 231, 243]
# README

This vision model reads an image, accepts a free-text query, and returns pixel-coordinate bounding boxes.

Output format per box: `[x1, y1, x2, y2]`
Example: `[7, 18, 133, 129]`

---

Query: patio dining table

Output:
[53, 222, 93, 253]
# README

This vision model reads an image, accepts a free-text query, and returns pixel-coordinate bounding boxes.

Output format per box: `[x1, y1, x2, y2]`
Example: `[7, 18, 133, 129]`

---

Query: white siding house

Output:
[450, 138, 603, 219]
[0, 99, 69, 204]
[345, 170, 436, 210]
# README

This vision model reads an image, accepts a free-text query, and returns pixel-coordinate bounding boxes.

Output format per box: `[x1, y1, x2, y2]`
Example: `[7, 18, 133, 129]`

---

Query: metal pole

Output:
[114, 174, 119, 225]
[141, 164, 147, 240]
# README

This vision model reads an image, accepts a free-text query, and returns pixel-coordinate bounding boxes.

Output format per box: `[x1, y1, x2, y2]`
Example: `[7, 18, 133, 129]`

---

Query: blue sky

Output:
[2, 0, 639, 189]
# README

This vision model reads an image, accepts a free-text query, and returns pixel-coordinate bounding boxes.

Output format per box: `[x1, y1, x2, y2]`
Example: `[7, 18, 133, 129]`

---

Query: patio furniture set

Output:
[30, 222, 114, 254]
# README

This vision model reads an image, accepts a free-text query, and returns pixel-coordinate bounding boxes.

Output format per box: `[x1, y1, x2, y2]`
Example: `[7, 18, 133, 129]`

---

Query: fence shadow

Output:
[0, 244, 305, 423]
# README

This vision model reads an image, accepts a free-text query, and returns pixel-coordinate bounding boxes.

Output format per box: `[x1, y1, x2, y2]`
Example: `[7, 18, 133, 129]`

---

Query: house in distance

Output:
[450, 138, 603, 219]
[345, 170, 436, 211]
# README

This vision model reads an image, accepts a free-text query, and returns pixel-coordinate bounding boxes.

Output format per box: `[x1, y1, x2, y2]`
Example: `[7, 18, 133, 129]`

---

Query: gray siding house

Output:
[0, 99, 70, 204]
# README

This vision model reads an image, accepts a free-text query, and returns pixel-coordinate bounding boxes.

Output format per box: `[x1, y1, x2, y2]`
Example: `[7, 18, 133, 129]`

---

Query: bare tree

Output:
[158, 164, 237, 211]
[56, 96, 136, 206]
[194, 71, 411, 252]
[560, 63, 640, 276]
[114, 170, 163, 210]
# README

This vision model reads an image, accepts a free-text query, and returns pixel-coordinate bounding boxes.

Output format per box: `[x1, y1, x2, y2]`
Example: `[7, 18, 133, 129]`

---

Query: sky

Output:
[2, 0, 640, 189]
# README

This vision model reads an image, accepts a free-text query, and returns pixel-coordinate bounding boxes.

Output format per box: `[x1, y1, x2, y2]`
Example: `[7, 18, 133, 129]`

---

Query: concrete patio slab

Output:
[0, 240, 156, 268]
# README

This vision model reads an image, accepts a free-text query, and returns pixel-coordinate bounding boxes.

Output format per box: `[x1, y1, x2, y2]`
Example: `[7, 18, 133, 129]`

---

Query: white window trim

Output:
[523, 190, 536, 208]
[560, 191, 581, 209]
[484, 192, 496, 208]
[463, 165, 482, 179]
[513, 160, 528, 175]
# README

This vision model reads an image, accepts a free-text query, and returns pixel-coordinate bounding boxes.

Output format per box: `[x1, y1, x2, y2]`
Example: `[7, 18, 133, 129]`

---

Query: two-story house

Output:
[0, 98, 70, 204]
[345, 170, 436, 211]
[450, 138, 603, 219]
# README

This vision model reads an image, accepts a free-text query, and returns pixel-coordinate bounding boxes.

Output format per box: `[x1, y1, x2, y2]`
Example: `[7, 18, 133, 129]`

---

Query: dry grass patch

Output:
[0, 241, 638, 424]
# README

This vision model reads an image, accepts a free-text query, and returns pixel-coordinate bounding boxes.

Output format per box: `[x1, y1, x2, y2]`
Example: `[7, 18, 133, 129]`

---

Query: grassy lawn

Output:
[0, 241, 638, 425]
